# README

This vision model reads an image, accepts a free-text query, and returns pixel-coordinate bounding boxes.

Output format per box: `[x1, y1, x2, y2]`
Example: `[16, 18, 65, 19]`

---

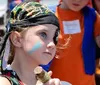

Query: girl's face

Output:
[61, 0, 89, 11]
[94, 0, 100, 13]
[20, 24, 58, 65]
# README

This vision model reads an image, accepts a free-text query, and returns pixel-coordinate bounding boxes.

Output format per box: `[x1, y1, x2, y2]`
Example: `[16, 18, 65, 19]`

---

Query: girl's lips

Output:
[72, 3, 80, 6]
[43, 52, 52, 56]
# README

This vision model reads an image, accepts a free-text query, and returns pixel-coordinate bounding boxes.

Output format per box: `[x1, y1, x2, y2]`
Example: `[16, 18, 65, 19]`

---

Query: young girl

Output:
[42, 0, 100, 85]
[0, 1, 61, 85]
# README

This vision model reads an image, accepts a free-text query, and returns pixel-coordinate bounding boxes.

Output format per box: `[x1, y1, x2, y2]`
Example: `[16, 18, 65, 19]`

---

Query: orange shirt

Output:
[50, 6, 100, 85]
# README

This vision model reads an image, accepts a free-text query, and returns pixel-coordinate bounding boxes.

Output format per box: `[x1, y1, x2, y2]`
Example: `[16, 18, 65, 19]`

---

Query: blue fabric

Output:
[41, 6, 96, 75]
[82, 6, 96, 74]
[40, 61, 52, 71]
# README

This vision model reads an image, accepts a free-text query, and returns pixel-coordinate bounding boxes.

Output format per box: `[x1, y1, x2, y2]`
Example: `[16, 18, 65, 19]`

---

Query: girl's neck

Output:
[11, 63, 37, 85]
[11, 50, 38, 85]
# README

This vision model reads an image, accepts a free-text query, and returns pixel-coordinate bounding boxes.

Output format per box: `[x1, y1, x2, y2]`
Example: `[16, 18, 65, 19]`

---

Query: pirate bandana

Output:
[7, 1, 59, 31]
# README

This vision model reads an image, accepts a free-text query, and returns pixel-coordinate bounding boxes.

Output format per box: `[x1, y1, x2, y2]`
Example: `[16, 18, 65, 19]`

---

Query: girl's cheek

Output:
[28, 42, 42, 54]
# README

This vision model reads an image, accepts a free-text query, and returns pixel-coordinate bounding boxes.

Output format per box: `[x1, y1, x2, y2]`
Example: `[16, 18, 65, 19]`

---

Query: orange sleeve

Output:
[94, 11, 100, 37]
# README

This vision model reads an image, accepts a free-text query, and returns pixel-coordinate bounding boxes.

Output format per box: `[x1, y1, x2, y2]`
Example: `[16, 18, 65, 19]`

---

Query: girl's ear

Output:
[9, 31, 22, 47]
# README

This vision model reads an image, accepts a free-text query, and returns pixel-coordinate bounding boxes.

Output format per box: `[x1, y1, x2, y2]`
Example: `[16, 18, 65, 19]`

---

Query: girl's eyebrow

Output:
[37, 28, 49, 32]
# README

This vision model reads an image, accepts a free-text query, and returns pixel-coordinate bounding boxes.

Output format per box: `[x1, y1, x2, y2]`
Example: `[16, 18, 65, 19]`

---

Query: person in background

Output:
[8, 0, 40, 11]
[8, 0, 23, 11]
[0, 1, 61, 85]
[92, 0, 100, 85]
[42, 0, 100, 85]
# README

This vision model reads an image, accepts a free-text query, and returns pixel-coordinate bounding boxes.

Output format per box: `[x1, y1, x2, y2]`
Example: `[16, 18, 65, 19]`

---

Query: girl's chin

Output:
[40, 60, 51, 65]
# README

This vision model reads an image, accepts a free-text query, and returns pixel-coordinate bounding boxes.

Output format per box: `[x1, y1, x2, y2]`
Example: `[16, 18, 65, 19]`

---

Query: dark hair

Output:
[0, 30, 5, 37]
[92, 0, 97, 10]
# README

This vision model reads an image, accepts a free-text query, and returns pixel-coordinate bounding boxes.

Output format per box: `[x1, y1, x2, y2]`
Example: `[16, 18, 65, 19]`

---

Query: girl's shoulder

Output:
[1, 69, 20, 85]
[0, 76, 11, 85]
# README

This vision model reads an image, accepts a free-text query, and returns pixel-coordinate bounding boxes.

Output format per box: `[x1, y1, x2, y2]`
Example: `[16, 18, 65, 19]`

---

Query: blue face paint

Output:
[28, 42, 42, 54]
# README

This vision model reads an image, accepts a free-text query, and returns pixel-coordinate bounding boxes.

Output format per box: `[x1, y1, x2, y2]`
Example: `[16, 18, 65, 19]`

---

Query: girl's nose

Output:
[47, 41, 55, 49]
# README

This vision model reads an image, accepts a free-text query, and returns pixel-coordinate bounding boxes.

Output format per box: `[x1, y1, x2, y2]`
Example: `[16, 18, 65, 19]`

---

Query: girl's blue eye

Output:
[40, 32, 47, 39]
